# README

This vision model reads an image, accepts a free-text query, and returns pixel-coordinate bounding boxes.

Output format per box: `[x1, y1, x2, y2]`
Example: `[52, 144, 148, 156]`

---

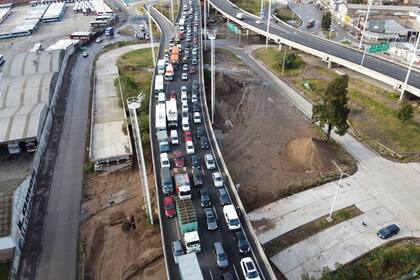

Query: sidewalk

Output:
[237, 45, 420, 279]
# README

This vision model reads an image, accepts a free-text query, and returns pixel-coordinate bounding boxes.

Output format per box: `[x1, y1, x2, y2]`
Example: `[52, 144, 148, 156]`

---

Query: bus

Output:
[155, 74, 164, 95]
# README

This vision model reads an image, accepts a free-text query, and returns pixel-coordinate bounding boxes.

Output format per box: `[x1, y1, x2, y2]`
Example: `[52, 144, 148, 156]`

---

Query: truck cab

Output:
[184, 231, 201, 253]
[157, 130, 170, 152]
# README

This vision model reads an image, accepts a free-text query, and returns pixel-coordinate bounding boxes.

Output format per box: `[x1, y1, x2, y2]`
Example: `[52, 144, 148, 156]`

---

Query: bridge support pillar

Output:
[246, 29, 249, 36]
[327, 61, 332, 69]
[278, 44, 282, 51]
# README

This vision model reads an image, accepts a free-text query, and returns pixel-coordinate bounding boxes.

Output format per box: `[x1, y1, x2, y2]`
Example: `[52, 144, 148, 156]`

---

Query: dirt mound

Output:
[286, 137, 336, 172]
[215, 72, 242, 95]
[122, 248, 163, 280]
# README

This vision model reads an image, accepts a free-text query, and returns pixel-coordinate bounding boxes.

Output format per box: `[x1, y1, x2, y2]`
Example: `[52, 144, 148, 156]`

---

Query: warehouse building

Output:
[41, 2, 65, 22]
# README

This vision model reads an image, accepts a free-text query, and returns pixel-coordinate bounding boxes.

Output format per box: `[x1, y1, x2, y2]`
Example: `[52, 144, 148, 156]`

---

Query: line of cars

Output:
[153, 1, 263, 279]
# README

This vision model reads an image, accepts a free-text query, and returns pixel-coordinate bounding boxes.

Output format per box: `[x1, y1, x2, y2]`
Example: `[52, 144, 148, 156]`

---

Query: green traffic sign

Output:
[368, 43, 390, 53]
[227, 22, 241, 35]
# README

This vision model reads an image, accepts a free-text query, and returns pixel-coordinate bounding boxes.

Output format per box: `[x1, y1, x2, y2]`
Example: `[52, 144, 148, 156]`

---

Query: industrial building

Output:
[0, 4, 46, 38]
[0, 6, 11, 23]
[0, 40, 78, 276]
[41, 2, 66, 22]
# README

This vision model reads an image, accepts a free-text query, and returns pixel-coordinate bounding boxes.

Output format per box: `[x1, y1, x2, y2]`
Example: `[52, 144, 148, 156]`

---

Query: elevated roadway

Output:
[209, 0, 420, 98]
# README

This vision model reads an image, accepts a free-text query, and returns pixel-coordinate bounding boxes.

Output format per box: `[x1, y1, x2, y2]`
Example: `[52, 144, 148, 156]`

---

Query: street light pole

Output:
[360, 46, 367, 66]
[170, 0, 174, 22]
[281, 45, 287, 75]
[204, 0, 207, 50]
[266, 0, 272, 49]
[127, 95, 154, 225]
[327, 160, 348, 222]
[260, 0, 264, 18]
[209, 32, 216, 124]
[400, 33, 420, 101]
[358, 0, 372, 50]
[147, 4, 156, 67]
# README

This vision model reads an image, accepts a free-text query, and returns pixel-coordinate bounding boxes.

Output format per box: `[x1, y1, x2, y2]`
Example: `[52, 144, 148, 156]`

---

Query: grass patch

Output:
[0, 262, 10, 280]
[263, 205, 362, 258]
[341, 40, 352, 45]
[231, 0, 267, 15]
[154, 0, 179, 22]
[275, 7, 301, 26]
[254, 46, 306, 77]
[324, 30, 336, 40]
[317, 241, 420, 280]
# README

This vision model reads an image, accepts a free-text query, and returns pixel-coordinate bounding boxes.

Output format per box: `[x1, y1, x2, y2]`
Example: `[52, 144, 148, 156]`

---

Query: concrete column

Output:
[246, 29, 249, 36]
[327, 61, 332, 69]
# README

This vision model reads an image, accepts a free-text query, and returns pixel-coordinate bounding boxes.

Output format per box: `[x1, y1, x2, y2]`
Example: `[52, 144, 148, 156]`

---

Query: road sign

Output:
[368, 43, 390, 53]
[226, 22, 241, 35]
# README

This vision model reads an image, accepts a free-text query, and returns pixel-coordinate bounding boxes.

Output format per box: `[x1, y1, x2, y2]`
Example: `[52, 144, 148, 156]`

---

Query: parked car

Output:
[205, 154, 216, 170]
[163, 196, 176, 218]
[201, 137, 209, 150]
[199, 189, 211, 207]
[182, 102, 188, 112]
[205, 208, 218, 231]
[212, 172, 224, 188]
[171, 240, 184, 264]
[214, 242, 229, 269]
[377, 224, 400, 239]
[234, 231, 251, 254]
[183, 64, 188, 71]
[240, 257, 261, 280]
[174, 150, 185, 167]
[218, 188, 231, 206]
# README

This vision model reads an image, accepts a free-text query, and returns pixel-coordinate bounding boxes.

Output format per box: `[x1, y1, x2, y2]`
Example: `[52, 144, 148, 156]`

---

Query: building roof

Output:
[368, 19, 408, 34]
[345, 4, 420, 13]
[0, 179, 23, 237]
[42, 2, 65, 20]
[0, 49, 64, 144]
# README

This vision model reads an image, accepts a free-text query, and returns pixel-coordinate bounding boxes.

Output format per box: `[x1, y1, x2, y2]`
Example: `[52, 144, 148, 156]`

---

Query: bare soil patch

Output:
[80, 167, 166, 280]
[205, 49, 356, 211]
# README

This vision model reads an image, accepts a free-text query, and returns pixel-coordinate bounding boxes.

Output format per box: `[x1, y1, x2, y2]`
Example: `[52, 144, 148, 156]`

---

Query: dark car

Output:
[191, 155, 201, 169]
[190, 66, 197, 74]
[221, 272, 236, 280]
[193, 103, 200, 112]
[192, 166, 203, 187]
[234, 231, 250, 254]
[199, 189, 211, 207]
[218, 188, 231, 206]
[201, 137, 209, 150]
[195, 126, 204, 139]
[170, 90, 177, 100]
[173, 150, 185, 168]
[377, 224, 400, 239]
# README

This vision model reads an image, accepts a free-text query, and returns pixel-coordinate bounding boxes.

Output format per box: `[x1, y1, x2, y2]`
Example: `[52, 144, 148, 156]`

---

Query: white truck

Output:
[177, 253, 204, 280]
[155, 103, 167, 131]
[165, 63, 174, 81]
[154, 74, 164, 97]
[174, 167, 191, 200]
[157, 59, 165, 74]
[166, 99, 178, 128]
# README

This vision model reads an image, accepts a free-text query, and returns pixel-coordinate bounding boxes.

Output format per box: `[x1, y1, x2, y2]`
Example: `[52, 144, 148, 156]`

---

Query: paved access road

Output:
[209, 0, 420, 91]
[221, 44, 420, 280]
[150, 3, 272, 280]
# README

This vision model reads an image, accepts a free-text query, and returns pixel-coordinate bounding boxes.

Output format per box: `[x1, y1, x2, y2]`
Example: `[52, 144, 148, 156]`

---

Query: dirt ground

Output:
[205, 50, 355, 212]
[79, 166, 166, 280]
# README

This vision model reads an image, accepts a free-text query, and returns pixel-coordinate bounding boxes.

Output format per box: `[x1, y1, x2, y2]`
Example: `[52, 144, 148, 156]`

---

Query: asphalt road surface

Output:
[150, 2, 272, 279]
[210, 0, 420, 91]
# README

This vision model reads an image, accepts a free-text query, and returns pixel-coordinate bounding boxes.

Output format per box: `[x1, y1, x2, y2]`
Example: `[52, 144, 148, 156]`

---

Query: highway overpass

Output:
[209, 0, 420, 99]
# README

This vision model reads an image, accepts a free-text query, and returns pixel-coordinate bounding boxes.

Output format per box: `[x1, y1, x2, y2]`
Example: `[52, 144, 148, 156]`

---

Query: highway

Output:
[149, 1, 273, 279]
[209, 0, 420, 92]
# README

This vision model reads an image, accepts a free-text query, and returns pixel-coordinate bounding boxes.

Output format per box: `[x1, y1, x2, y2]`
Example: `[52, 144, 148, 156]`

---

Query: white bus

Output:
[166, 99, 178, 128]
[155, 103, 167, 131]
[154, 75, 164, 96]
[157, 59, 165, 74]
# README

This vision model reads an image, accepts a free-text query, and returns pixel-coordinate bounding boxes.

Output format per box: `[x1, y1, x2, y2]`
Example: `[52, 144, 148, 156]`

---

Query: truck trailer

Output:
[177, 253, 204, 280]
[176, 198, 201, 253]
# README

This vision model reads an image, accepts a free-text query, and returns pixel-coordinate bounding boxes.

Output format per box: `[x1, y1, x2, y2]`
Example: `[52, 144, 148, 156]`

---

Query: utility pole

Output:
[281, 45, 287, 75]
[360, 45, 367, 66]
[358, 0, 372, 50]
[147, 4, 156, 67]
[209, 32, 216, 124]
[266, 0, 272, 49]
[400, 33, 420, 101]
[127, 95, 153, 225]
[260, 0, 264, 18]
[170, 0, 174, 22]
[204, 0, 207, 50]
[327, 161, 348, 222]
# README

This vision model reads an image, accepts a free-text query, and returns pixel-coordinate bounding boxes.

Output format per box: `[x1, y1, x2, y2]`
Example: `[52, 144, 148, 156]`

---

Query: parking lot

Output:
[0, 4, 95, 61]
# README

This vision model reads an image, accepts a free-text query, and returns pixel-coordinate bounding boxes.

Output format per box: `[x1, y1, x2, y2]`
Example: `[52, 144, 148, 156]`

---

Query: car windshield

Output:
[219, 253, 227, 261]
[165, 204, 175, 210]
[215, 176, 221, 182]
[208, 159, 214, 164]
[248, 271, 258, 278]
[230, 218, 240, 226]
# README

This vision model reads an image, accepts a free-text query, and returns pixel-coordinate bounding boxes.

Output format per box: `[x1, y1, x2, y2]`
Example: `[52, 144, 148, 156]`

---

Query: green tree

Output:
[397, 104, 414, 123]
[279, 52, 303, 70]
[312, 74, 350, 142]
[321, 12, 332, 31]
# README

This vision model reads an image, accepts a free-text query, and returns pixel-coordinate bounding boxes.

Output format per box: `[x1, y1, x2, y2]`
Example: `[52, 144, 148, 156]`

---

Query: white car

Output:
[192, 94, 198, 103]
[170, 130, 179, 145]
[181, 85, 187, 93]
[95, 37, 103, 43]
[160, 153, 170, 168]
[183, 64, 188, 71]
[256, 20, 262, 25]
[181, 91, 188, 103]
[193, 112, 201, 124]
[205, 154, 216, 170]
[182, 72, 188, 80]
[182, 102, 189, 112]
[240, 257, 261, 280]
[212, 172, 224, 188]
[186, 140, 195, 155]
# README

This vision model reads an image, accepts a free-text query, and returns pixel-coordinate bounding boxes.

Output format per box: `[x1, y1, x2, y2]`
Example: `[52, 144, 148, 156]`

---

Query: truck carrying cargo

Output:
[165, 63, 174, 81]
[174, 167, 191, 200]
[166, 99, 178, 128]
[176, 198, 201, 253]
[105, 26, 114, 36]
[156, 130, 170, 152]
[177, 253, 204, 280]
[170, 45, 180, 65]
[154, 74, 164, 96]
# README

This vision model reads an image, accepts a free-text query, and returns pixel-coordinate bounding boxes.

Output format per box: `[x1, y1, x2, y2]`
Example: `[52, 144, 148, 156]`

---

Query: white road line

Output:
[213, 205, 219, 221]
[209, 269, 214, 280]
[233, 264, 240, 279]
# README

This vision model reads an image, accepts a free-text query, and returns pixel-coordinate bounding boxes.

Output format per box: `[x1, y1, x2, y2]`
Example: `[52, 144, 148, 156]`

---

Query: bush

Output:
[282, 52, 304, 69]
[397, 104, 414, 123]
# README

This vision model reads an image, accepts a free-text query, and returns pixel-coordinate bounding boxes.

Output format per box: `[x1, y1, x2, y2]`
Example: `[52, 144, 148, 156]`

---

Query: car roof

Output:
[163, 196, 174, 204]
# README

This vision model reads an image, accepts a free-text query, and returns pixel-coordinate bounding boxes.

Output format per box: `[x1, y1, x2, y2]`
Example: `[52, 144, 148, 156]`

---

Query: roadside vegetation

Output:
[0, 262, 10, 280]
[154, 0, 180, 23]
[303, 241, 420, 280]
[275, 7, 301, 26]
[254, 46, 420, 161]
[231, 0, 266, 15]
[263, 206, 362, 258]
[254, 46, 306, 77]
[115, 48, 156, 158]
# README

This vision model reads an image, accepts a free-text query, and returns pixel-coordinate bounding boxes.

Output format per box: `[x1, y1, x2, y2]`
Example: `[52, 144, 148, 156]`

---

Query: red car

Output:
[163, 196, 176, 218]
[173, 150, 185, 167]
[184, 131, 193, 142]
[170, 90, 177, 100]
[189, 66, 196, 74]
[179, 31, 184, 40]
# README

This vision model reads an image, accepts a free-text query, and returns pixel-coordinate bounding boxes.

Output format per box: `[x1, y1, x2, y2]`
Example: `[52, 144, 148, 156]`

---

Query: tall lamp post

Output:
[358, 0, 372, 50]
[326, 160, 349, 222]
[127, 95, 154, 225]
[209, 32, 216, 124]
[204, 0, 207, 50]
[400, 33, 420, 101]
[266, 0, 272, 49]
[147, 4, 156, 67]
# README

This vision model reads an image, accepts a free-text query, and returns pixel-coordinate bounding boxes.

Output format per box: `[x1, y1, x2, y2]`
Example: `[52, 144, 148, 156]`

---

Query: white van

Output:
[158, 92, 166, 104]
[182, 119, 190, 131]
[160, 153, 170, 168]
[223, 205, 241, 231]
[235, 13, 244, 20]
[170, 130, 179, 145]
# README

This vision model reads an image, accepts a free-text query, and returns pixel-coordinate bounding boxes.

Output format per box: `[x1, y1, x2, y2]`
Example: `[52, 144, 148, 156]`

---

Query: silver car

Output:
[214, 242, 229, 269]
[204, 208, 218, 230]
[171, 240, 184, 264]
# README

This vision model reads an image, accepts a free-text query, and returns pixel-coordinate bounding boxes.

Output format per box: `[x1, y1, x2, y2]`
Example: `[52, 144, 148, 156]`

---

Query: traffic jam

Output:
[153, 0, 262, 279]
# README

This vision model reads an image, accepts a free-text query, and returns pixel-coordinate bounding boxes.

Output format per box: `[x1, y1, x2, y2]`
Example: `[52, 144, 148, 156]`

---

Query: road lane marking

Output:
[209, 270, 214, 280]
[233, 264, 240, 279]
